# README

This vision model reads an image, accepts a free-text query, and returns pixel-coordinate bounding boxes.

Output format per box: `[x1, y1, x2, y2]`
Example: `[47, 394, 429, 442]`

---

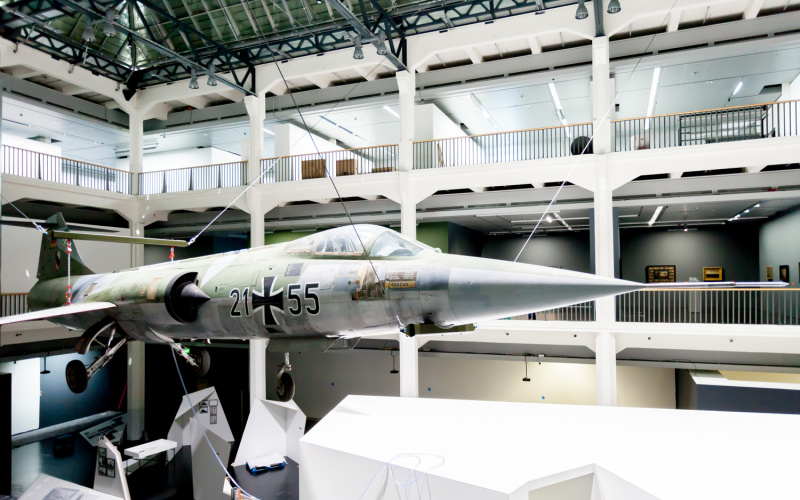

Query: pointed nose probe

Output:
[446, 267, 641, 324]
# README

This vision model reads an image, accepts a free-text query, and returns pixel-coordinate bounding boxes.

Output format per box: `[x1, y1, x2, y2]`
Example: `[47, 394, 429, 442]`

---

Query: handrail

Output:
[611, 99, 800, 123]
[3, 145, 128, 173]
[260, 143, 400, 162]
[140, 159, 247, 174]
[412, 122, 595, 144]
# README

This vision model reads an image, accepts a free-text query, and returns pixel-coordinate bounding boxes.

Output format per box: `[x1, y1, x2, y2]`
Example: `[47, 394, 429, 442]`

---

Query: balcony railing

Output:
[616, 289, 800, 325]
[613, 99, 799, 152]
[139, 161, 247, 195]
[506, 301, 596, 322]
[413, 123, 594, 170]
[3, 145, 133, 194]
[260, 145, 398, 183]
[1, 293, 28, 317]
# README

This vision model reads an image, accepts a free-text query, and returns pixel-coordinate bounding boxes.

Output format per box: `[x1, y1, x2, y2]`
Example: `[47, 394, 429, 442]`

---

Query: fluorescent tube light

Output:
[383, 105, 400, 119]
[262, 128, 275, 136]
[645, 67, 661, 130]
[545, 215, 553, 223]
[548, 82, 563, 110]
[733, 81, 743, 96]
[648, 205, 664, 226]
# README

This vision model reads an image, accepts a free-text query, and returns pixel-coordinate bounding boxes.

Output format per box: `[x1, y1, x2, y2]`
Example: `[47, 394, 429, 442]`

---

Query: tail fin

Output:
[37, 213, 95, 280]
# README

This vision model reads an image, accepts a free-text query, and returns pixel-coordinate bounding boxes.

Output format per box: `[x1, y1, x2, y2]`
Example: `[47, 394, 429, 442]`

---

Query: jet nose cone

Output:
[179, 283, 211, 306]
[447, 266, 640, 323]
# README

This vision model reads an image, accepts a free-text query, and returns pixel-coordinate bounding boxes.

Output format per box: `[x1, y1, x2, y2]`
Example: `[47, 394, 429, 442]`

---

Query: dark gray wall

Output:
[677, 370, 800, 415]
[620, 225, 760, 283]
[39, 350, 125, 428]
[759, 207, 800, 286]
[448, 223, 485, 257]
[481, 232, 592, 272]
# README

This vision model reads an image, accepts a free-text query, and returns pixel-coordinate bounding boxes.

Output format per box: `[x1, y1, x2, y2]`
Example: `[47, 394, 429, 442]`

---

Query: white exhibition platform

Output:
[300, 396, 800, 500]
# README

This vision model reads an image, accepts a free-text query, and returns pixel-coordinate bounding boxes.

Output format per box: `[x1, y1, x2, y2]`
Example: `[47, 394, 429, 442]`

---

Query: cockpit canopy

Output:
[280, 225, 429, 259]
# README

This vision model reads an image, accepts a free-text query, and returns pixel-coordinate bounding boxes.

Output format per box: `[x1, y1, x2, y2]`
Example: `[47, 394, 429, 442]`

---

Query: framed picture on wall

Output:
[646, 265, 676, 283]
[780, 265, 789, 283]
[767, 267, 773, 281]
[703, 267, 724, 281]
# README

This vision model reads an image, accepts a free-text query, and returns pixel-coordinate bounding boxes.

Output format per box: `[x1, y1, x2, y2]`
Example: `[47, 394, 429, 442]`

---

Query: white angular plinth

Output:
[93, 436, 130, 500]
[300, 395, 800, 500]
[167, 387, 234, 500]
[233, 399, 306, 466]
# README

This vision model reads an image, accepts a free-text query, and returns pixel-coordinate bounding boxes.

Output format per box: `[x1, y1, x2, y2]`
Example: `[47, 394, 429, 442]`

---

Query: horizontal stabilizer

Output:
[0, 302, 116, 326]
[643, 281, 788, 289]
[0, 219, 119, 233]
[50, 230, 189, 247]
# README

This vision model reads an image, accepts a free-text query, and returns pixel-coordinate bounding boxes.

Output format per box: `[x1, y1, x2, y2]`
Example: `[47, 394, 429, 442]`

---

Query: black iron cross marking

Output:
[252, 276, 284, 326]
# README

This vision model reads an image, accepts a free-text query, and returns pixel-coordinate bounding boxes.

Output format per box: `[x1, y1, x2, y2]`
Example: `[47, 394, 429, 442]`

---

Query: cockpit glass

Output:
[282, 235, 315, 256]
[368, 231, 425, 258]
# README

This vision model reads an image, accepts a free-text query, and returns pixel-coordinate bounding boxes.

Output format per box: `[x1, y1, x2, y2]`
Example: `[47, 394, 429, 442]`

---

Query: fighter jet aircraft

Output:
[0, 213, 769, 401]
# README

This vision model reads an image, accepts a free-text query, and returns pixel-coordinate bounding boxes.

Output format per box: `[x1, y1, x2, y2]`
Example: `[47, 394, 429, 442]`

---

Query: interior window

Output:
[369, 231, 424, 258]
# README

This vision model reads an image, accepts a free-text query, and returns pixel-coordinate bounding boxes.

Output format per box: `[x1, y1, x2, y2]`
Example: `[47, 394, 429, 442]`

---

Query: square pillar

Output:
[129, 112, 144, 195]
[397, 71, 415, 172]
[244, 94, 266, 184]
[249, 197, 267, 403]
[399, 334, 419, 398]
[127, 340, 145, 440]
[591, 37, 614, 155]
[595, 331, 617, 406]
[593, 161, 616, 323]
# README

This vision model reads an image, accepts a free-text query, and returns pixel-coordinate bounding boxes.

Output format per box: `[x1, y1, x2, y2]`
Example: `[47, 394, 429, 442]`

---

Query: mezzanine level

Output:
[2, 99, 798, 203]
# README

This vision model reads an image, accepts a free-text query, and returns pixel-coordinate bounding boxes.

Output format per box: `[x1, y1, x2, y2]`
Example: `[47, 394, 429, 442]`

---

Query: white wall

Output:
[415, 103, 466, 141]
[3, 133, 62, 156]
[116, 146, 241, 172]
[1, 219, 132, 293]
[274, 123, 343, 157]
[267, 350, 675, 419]
[0, 358, 40, 434]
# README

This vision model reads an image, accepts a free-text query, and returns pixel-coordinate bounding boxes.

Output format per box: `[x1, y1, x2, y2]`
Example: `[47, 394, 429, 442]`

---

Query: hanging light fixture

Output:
[189, 68, 200, 90]
[102, 9, 116, 37]
[376, 31, 388, 56]
[82, 20, 96, 42]
[390, 350, 399, 374]
[575, 0, 589, 20]
[522, 355, 530, 382]
[352, 35, 364, 60]
[207, 65, 218, 86]
[41, 356, 51, 375]
[607, 0, 622, 14]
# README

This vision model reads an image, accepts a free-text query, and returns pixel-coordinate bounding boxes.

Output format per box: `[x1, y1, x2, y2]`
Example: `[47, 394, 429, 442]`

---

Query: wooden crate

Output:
[301, 159, 326, 179]
[336, 159, 356, 176]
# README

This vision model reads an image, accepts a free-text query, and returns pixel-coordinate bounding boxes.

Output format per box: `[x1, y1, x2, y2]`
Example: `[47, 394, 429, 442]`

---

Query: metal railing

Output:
[613, 99, 800, 152]
[260, 145, 398, 183]
[616, 289, 800, 325]
[506, 301, 596, 322]
[413, 123, 594, 169]
[139, 161, 247, 195]
[1, 293, 28, 317]
[3, 145, 133, 194]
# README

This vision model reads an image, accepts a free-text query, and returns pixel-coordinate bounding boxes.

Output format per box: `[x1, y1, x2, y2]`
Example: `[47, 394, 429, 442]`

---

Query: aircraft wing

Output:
[0, 302, 116, 325]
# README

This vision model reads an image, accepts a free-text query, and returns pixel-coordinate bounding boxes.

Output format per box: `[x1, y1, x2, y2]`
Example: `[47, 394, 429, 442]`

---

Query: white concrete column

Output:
[129, 112, 144, 195]
[244, 94, 266, 184]
[593, 161, 615, 323]
[397, 70, 415, 172]
[591, 36, 614, 155]
[399, 334, 419, 398]
[595, 331, 617, 406]
[248, 195, 267, 402]
[127, 340, 145, 440]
